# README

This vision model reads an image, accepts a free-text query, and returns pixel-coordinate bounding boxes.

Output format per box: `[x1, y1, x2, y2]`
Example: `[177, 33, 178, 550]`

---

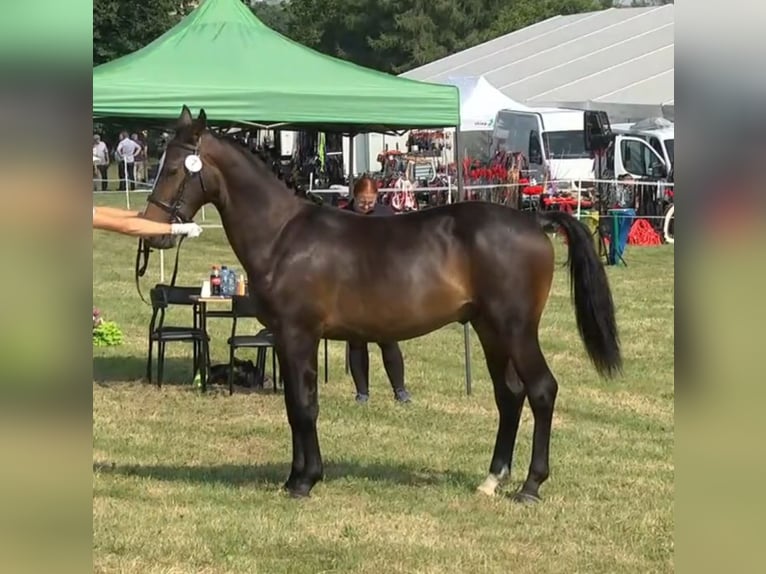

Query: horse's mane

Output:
[208, 131, 323, 206]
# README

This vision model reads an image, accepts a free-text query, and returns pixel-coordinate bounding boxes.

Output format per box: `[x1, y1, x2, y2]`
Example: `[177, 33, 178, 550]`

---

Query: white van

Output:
[584, 110, 673, 224]
[491, 107, 594, 187]
[610, 117, 674, 179]
[585, 112, 672, 184]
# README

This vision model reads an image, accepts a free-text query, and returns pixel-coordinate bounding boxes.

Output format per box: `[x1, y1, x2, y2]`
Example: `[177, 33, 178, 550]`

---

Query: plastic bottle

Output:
[210, 266, 222, 296]
[221, 265, 230, 296]
[236, 274, 246, 296]
[226, 268, 237, 296]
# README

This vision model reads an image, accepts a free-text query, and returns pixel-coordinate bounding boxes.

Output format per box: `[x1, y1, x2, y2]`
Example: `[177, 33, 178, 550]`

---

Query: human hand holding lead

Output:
[170, 222, 203, 238]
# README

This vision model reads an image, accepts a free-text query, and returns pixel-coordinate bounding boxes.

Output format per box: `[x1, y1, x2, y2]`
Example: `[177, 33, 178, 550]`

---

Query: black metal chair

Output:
[146, 285, 210, 390]
[226, 295, 279, 395]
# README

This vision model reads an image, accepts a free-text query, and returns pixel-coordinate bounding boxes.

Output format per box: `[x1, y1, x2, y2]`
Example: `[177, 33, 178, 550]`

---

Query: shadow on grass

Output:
[93, 459, 478, 491]
[93, 355, 201, 386]
[93, 355, 283, 395]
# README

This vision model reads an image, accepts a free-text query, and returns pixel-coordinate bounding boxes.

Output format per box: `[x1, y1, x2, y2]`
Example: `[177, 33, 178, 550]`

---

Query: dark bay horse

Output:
[142, 106, 622, 502]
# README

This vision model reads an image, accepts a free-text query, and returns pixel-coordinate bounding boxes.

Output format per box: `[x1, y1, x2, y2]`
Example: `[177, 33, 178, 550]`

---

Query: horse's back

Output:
[270, 201, 554, 340]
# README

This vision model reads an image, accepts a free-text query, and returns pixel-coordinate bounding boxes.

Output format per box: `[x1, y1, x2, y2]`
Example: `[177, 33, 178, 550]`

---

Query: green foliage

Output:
[286, 0, 615, 74]
[93, 321, 124, 347]
[93, 0, 197, 65]
[251, 1, 292, 36]
[490, 0, 614, 40]
[94, 307, 124, 347]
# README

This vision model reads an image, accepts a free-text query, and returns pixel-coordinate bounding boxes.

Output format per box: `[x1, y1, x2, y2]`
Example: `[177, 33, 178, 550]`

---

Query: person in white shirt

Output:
[115, 131, 143, 191]
[93, 206, 203, 238]
[92, 135, 109, 191]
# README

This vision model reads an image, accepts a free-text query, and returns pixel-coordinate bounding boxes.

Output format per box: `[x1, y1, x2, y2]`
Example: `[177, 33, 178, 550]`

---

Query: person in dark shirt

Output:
[344, 176, 412, 404]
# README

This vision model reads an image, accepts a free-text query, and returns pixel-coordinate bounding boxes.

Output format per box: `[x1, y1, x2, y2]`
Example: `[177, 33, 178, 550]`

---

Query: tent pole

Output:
[348, 133, 356, 190]
[454, 128, 466, 201]
[453, 126, 472, 396]
[344, 131, 357, 376]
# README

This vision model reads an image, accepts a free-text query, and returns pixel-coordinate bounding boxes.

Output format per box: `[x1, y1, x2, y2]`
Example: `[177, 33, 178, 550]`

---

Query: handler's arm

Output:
[94, 206, 141, 218]
[93, 208, 173, 237]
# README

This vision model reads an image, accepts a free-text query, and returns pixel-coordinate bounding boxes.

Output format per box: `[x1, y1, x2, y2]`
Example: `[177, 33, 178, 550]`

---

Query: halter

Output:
[135, 142, 207, 305]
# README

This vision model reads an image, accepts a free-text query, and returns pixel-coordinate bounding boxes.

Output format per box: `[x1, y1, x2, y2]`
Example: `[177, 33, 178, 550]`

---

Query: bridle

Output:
[146, 141, 202, 223]
[135, 141, 208, 304]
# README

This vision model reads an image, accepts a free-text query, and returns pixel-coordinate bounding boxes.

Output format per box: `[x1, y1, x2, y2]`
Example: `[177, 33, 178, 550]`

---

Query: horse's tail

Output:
[536, 210, 622, 378]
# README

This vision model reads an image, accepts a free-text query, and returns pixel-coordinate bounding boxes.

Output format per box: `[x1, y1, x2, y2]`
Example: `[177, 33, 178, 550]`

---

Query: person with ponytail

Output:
[344, 176, 412, 404]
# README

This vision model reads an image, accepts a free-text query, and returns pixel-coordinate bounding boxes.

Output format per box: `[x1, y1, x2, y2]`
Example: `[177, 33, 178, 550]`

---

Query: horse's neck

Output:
[212, 141, 301, 278]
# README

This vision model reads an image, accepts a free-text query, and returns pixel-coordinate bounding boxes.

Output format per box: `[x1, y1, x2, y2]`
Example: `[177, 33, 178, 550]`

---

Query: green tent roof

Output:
[92, 0, 459, 131]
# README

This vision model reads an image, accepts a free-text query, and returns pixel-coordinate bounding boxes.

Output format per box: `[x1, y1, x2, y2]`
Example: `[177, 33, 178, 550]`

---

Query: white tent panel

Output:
[401, 5, 674, 111]
[443, 76, 531, 131]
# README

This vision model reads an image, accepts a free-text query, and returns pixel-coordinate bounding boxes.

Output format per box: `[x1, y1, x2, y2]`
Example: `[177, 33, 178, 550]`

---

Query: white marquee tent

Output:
[444, 75, 532, 131]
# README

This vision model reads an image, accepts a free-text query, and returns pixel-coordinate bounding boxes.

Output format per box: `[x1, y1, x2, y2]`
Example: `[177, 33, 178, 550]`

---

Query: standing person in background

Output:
[131, 132, 146, 184]
[344, 176, 412, 404]
[92, 134, 109, 191]
[115, 131, 142, 191]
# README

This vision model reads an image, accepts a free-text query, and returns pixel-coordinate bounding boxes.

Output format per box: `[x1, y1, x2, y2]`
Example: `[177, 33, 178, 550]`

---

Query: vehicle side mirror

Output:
[651, 163, 667, 178]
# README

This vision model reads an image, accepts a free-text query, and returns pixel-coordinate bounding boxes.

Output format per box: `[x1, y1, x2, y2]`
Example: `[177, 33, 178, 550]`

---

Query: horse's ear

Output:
[194, 108, 207, 135]
[178, 105, 193, 128]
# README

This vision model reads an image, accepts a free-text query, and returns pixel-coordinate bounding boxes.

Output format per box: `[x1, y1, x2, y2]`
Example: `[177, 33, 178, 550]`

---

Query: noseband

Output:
[135, 142, 208, 304]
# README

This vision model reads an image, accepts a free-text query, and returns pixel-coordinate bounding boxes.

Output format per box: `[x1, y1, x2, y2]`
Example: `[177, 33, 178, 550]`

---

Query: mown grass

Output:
[93, 193, 674, 573]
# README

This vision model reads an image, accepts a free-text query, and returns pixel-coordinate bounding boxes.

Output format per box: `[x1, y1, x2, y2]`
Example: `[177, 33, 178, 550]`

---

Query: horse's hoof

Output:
[283, 478, 314, 499]
[511, 491, 541, 504]
[476, 475, 500, 497]
[288, 487, 311, 499]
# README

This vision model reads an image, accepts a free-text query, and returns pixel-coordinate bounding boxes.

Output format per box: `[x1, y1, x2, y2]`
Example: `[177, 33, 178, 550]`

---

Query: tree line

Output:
[94, 0, 621, 74]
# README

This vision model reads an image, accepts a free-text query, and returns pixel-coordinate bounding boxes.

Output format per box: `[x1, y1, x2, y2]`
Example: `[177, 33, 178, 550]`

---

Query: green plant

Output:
[93, 307, 123, 347]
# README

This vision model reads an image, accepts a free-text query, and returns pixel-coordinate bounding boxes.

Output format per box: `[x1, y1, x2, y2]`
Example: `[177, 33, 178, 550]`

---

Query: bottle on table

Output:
[210, 265, 222, 296]
[226, 267, 237, 296]
[221, 265, 231, 296]
[236, 274, 246, 296]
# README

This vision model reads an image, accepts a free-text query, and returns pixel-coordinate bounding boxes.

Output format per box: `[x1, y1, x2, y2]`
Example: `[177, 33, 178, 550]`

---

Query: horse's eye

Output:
[167, 167, 179, 176]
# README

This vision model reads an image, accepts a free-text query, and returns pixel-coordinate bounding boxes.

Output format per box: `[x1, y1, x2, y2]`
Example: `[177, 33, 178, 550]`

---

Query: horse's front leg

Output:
[276, 327, 322, 498]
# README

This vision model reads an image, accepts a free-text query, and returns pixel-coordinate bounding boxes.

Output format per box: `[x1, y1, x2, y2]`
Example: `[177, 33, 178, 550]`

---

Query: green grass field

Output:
[93, 193, 674, 574]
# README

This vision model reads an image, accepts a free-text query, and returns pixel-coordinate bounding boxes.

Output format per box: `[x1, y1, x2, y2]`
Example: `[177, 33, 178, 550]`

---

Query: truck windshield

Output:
[665, 139, 674, 167]
[543, 131, 590, 159]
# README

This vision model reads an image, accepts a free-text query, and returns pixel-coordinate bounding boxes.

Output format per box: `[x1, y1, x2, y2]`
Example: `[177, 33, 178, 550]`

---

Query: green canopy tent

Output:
[92, 0, 459, 133]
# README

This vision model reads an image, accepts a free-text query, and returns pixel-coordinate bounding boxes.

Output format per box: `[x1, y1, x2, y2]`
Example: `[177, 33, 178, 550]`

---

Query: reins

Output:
[134, 235, 186, 305]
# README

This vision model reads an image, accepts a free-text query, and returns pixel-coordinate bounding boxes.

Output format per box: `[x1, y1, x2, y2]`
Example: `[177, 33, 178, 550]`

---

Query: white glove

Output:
[170, 222, 203, 238]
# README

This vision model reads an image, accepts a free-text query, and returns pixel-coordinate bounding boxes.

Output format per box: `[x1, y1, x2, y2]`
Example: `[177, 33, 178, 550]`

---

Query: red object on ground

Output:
[541, 197, 593, 214]
[628, 218, 662, 245]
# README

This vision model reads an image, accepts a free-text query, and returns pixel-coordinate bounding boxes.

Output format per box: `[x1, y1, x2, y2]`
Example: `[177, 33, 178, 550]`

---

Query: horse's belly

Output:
[326, 289, 473, 342]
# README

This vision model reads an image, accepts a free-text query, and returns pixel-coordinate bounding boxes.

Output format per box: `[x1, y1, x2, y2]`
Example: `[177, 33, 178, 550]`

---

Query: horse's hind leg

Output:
[507, 328, 558, 503]
[472, 317, 526, 497]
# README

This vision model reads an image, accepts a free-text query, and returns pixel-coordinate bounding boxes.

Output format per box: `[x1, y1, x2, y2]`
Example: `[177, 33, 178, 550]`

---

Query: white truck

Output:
[491, 106, 594, 188]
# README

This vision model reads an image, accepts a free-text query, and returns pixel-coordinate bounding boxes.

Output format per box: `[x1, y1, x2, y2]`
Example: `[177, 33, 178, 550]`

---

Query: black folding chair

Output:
[226, 295, 279, 395]
[146, 285, 210, 390]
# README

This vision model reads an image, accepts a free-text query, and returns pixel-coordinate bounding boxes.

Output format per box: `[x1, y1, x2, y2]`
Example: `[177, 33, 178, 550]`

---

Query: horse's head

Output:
[142, 105, 219, 249]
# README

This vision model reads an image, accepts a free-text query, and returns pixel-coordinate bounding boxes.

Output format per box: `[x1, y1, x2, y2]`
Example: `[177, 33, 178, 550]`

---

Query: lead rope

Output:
[135, 237, 152, 305]
[134, 235, 185, 305]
